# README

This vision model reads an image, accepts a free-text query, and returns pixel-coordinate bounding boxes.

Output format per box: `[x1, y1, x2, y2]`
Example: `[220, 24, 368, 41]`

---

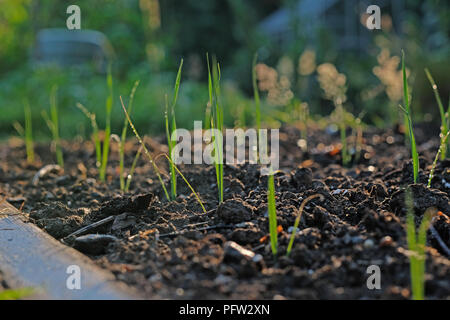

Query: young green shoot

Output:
[124, 145, 142, 193]
[120, 96, 206, 213]
[42, 85, 64, 167]
[165, 59, 183, 199]
[427, 131, 449, 188]
[405, 189, 436, 300]
[286, 194, 324, 256]
[76, 103, 101, 167]
[119, 80, 140, 191]
[207, 54, 224, 203]
[425, 68, 448, 160]
[253, 53, 261, 148]
[13, 101, 35, 163]
[267, 170, 278, 257]
[400, 52, 419, 183]
[99, 63, 113, 182]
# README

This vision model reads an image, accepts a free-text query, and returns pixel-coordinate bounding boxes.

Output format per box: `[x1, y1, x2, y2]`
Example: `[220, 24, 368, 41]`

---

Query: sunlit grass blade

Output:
[267, 170, 278, 257]
[100, 63, 113, 182]
[124, 145, 142, 193]
[165, 58, 183, 199]
[286, 194, 324, 256]
[425, 68, 448, 159]
[120, 96, 170, 201]
[161, 153, 206, 213]
[252, 53, 261, 133]
[42, 85, 64, 167]
[427, 132, 449, 188]
[23, 101, 34, 163]
[207, 53, 224, 203]
[400, 52, 419, 183]
[0, 287, 34, 300]
[76, 103, 101, 167]
[120, 80, 140, 191]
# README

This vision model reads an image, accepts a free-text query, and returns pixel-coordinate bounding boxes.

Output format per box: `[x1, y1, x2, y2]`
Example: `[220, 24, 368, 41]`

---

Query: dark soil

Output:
[1, 123, 449, 299]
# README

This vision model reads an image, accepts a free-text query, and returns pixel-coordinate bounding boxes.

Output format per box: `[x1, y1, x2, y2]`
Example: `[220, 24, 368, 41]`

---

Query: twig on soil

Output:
[63, 215, 115, 240]
[158, 224, 234, 238]
[429, 224, 450, 257]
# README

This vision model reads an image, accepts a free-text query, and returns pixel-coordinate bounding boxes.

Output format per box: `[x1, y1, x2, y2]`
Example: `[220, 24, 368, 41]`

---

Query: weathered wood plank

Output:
[0, 200, 139, 299]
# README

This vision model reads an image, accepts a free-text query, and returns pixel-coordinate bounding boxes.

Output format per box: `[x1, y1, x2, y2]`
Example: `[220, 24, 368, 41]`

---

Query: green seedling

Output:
[253, 53, 261, 145]
[76, 103, 101, 167]
[124, 145, 142, 193]
[400, 52, 419, 183]
[338, 105, 350, 167]
[267, 170, 278, 257]
[13, 101, 35, 163]
[165, 59, 183, 199]
[42, 85, 64, 167]
[427, 132, 449, 188]
[120, 96, 206, 213]
[0, 287, 34, 300]
[119, 80, 140, 191]
[286, 194, 324, 256]
[405, 189, 437, 300]
[207, 54, 224, 203]
[99, 63, 114, 182]
[425, 69, 448, 160]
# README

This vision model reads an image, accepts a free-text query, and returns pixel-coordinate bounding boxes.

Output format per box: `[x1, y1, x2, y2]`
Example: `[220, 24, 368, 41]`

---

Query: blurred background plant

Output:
[0, 0, 449, 139]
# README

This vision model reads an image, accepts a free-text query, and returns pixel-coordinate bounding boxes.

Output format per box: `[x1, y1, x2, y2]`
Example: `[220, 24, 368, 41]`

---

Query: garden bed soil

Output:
[1, 123, 449, 299]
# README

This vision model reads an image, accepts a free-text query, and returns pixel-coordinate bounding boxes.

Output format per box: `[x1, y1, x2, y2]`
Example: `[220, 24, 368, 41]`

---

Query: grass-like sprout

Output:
[13, 101, 35, 163]
[120, 96, 206, 213]
[405, 189, 437, 300]
[427, 131, 449, 188]
[267, 170, 278, 257]
[165, 59, 183, 199]
[42, 85, 64, 167]
[99, 64, 114, 182]
[124, 145, 142, 193]
[0, 287, 34, 300]
[76, 103, 101, 167]
[253, 53, 261, 145]
[400, 51, 419, 183]
[338, 105, 350, 167]
[119, 80, 140, 191]
[425, 68, 448, 160]
[207, 54, 224, 203]
[286, 194, 324, 256]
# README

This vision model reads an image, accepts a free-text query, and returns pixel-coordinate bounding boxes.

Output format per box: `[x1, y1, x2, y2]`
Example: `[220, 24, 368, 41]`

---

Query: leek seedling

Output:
[165, 59, 183, 199]
[120, 96, 206, 213]
[286, 194, 324, 256]
[76, 103, 101, 167]
[267, 170, 278, 257]
[42, 85, 64, 167]
[13, 102, 35, 163]
[400, 52, 419, 183]
[124, 145, 142, 193]
[425, 69, 448, 160]
[207, 54, 224, 203]
[253, 53, 261, 145]
[119, 80, 140, 191]
[405, 189, 436, 300]
[0, 287, 34, 300]
[99, 64, 113, 182]
[427, 132, 449, 188]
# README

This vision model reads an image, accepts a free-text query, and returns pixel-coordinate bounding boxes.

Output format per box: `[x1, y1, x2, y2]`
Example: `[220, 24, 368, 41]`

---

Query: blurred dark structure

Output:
[260, 0, 404, 51]
[32, 29, 114, 73]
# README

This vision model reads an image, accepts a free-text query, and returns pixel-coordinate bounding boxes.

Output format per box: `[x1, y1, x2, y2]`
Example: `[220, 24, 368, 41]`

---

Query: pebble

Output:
[224, 241, 261, 263]
[364, 239, 374, 248]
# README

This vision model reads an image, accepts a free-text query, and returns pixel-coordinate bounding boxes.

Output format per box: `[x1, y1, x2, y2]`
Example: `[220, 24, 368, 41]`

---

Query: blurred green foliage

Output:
[0, 0, 449, 140]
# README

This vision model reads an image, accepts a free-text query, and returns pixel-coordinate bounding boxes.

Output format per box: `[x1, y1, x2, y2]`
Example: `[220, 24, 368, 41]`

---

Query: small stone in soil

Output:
[223, 241, 262, 263]
[73, 234, 118, 255]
